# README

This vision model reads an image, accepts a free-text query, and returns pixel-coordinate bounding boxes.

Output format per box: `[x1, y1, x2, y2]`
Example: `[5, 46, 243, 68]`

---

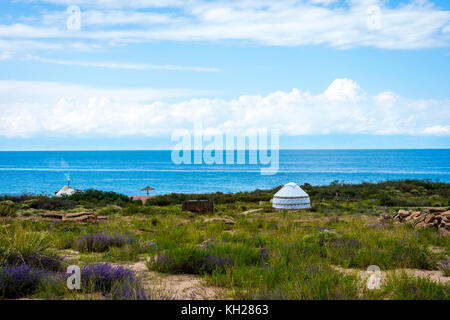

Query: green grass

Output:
[365, 272, 450, 300]
[0, 180, 449, 300]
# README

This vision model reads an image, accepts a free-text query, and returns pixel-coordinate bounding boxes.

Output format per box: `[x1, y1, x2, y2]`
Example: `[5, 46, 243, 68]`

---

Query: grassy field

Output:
[0, 180, 449, 300]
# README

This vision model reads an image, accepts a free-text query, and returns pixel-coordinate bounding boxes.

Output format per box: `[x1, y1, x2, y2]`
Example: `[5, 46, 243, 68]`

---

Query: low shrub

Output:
[0, 265, 50, 299]
[67, 189, 131, 207]
[29, 197, 75, 210]
[3, 253, 64, 272]
[438, 259, 450, 277]
[81, 263, 146, 300]
[148, 243, 266, 275]
[0, 205, 16, 217]
[74, 233, 131, 253]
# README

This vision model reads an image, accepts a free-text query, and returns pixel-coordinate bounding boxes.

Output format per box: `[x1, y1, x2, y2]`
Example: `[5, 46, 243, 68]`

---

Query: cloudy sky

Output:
[0, 0, 449, 150]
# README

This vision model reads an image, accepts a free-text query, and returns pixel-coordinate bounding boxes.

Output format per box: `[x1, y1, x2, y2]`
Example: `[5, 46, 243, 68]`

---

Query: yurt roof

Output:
[274, 182, 309, 198]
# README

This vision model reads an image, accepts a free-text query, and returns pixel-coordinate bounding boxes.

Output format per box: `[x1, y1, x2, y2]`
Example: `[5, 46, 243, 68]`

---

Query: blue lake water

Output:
[0, 150, 449, 196]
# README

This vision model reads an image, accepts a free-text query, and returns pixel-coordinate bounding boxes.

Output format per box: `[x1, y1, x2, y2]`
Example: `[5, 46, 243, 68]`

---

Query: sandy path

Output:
[127, 261, 227, 300]
[333, 265, 450, 285]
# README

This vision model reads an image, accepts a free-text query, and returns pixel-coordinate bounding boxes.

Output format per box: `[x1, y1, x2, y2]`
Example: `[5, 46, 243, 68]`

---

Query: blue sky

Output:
[0, 0, 449, 150]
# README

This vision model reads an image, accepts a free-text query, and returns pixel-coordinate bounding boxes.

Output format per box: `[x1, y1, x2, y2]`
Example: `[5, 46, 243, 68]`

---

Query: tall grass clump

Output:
[0, 200, 17, 217]
[0, 227, 64, 272]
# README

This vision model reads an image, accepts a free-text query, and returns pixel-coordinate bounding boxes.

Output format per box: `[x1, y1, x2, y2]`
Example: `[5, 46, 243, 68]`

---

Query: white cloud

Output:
[323, 78, 365, 102]
[0, 78, 448, 138]
[3, 0, 450, 51]
[0, 51, 13, 60]
[423, 125, 450, 135]
[29, 55, 220, 72]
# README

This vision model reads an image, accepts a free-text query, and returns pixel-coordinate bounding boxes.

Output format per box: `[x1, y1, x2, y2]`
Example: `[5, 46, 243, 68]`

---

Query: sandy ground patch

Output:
[127, 260, 227, 300]
[333, 265, 450, 286]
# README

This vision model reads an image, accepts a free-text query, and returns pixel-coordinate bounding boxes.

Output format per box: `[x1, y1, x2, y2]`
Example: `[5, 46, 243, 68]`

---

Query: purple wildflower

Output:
[259, 248, 269, 260]
[81, 263, 146, 300]
[74, 233, 131, 252]
[0, 265, 50, 299]
[330, 239, 363, 248]
[5, 253, 64, 272]
[198, 255, 233, 272]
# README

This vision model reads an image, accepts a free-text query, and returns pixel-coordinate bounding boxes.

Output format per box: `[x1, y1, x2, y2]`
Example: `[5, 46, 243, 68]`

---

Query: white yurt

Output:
[272, 182, 311, 210]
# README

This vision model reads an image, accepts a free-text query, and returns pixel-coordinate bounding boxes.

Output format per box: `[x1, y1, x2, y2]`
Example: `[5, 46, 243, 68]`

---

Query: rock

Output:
[425, 222, 436, 228]
[62, 212, 97, 223]
[204, 218, 235, 226]
[413, 216, 426, 227]
[440, 210, 450, 218]
[415, 221, 426, 229]
[65, 215, 88, 222]
[390, 209, 450, 235]
[41, 211, 65, 219]
[259, 201, 266, 205]
[137, 227, 155, 233]
[424, 214, 435, 224]
[64, 212, 95, 219]
[404, 215, 413, 222]
[199, 238, 215, 248]
[240, 208, 263, 216]
[411, 211, 421, 218]
[379, 213, 392, 221]
[398, 210, 411, 218]
[429, 208, 446, 213]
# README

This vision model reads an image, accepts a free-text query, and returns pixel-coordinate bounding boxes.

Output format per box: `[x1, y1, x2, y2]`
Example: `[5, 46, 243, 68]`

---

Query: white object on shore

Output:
[272, 182, 311, 210]
[55, 185, 76, 197]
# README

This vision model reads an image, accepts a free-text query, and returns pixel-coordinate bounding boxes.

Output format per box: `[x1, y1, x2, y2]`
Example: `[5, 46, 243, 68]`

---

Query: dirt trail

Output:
[333, 265, 450, 285]
[127, 261, 226, 300]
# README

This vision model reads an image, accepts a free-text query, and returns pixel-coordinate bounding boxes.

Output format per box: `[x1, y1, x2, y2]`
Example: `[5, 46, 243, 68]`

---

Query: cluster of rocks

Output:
[392, 208, 450, 236]
[41, 211, 107, 223]
[203, 217, 235, 229]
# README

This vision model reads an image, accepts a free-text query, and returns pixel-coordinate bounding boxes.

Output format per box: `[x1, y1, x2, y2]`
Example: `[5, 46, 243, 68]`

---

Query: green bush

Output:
[29, 197, 74, 210]
[0, 205, 16, 217]
[66, 189, 131, 207]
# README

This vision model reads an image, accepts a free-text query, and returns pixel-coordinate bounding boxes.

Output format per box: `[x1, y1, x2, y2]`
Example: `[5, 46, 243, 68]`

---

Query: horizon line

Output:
[0, 148, 449, 152]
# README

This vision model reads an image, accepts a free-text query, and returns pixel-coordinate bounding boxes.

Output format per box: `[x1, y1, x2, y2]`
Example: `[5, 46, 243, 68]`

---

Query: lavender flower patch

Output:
[4, 253, 64, 272]
[0, 265, 50, 299]
[330, 239, 363, 249]
[259, 248, 269, 260]
[438, 258, 450, 276]
[197, 255, 233, 273]
[151, 251, 233, 275]
[81, 263, 146, 300]
[74, 233, 132, 252]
